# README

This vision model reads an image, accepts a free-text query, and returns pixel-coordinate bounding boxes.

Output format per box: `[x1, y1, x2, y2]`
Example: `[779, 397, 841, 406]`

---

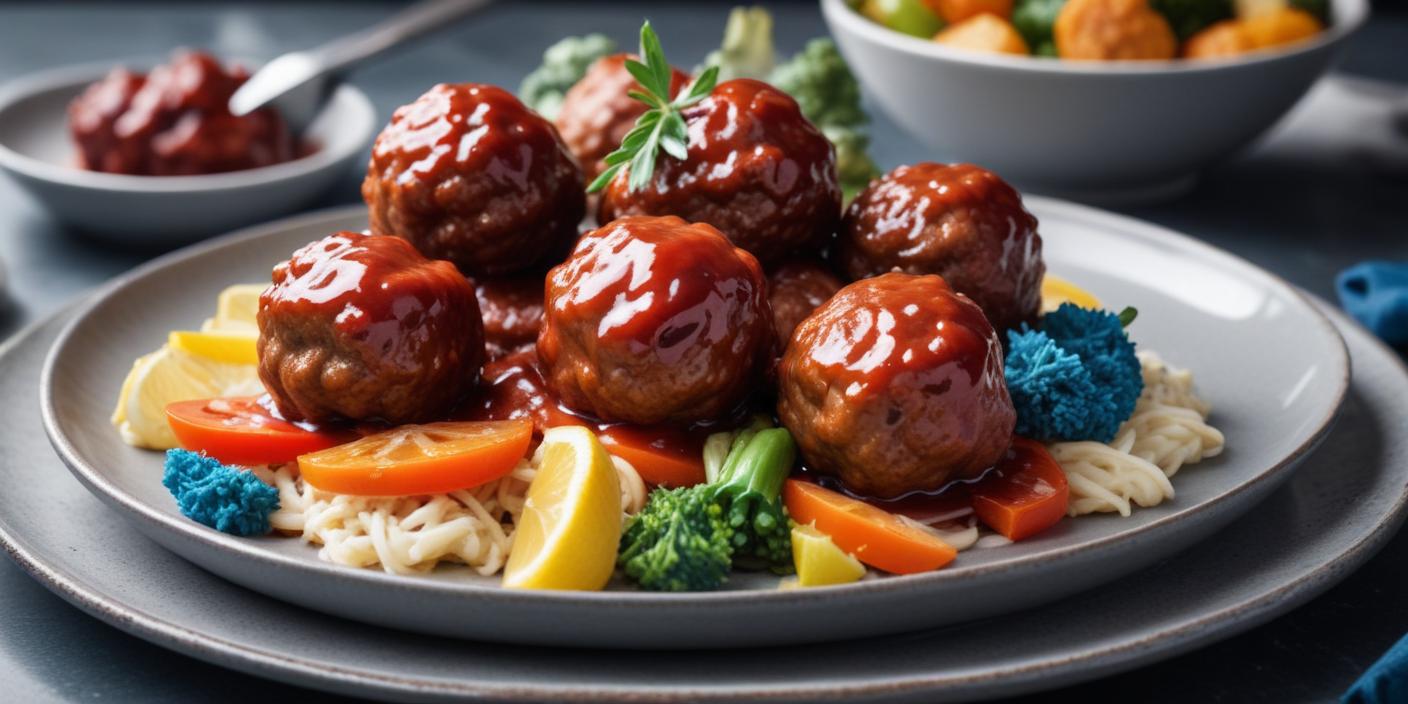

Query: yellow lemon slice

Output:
[1041, 274, 1103, 313]
[791, 522, 866, 587]
[168, 330, 259, 366]
[202, 283, 265, 334]
[503, 426, 622, 591]
[111, 346, 264, 450]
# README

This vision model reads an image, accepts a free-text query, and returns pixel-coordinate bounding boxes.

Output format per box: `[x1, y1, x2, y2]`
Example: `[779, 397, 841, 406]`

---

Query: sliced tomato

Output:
[166, 396, 355, 466]
[597, 424, 707, 488]
[297, 419, 533, 496]
[783, 479, 957, 574]
[970, 437, 1070, 541]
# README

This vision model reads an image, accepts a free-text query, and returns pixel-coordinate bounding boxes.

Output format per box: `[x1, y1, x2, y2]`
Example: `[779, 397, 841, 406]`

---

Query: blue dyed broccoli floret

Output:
[162, 450, 278, 536]
[1005, 304, 1143, 443]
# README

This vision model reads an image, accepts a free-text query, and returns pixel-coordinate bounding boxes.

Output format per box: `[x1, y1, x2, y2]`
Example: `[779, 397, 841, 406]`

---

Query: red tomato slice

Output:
[296, 419, 533, 496]
[166, 396, 355, 466]
[970, 437, 1070, 541]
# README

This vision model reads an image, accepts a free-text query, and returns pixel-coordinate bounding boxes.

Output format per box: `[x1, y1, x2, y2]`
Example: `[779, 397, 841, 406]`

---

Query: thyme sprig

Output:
[587, 21, 718, 194]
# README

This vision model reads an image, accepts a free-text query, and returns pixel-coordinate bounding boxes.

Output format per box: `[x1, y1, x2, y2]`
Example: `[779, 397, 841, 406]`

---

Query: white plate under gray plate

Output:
[40, 200, 1350, 649]
[6, 304, 1407, 701]
[0, 61, 376, 244]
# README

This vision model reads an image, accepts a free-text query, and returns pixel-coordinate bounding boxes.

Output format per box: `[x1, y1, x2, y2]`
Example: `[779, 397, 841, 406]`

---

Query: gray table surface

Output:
[1, 2, 1406, 702]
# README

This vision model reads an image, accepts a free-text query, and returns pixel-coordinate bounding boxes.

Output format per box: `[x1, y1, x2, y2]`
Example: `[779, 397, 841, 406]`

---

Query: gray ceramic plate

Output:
[6, 304, 1406, 701]
[40, 200, 1350, 649]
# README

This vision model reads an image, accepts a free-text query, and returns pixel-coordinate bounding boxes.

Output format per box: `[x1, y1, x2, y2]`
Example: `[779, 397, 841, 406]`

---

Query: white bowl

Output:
[0, 62, 377, 245]
[823, 0, 1369, 202]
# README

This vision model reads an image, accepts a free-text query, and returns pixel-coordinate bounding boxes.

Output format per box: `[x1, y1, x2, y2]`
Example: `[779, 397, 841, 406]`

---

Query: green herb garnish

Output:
[587, 21, 718, 194]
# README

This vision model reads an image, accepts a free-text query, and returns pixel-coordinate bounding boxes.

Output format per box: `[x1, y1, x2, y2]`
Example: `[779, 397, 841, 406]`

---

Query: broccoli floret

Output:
[518, 33, 617, 120]
[619, 422, 797, 591]
[1004, 304, 1143, 443]
[162, 449, 278, 536]
[1150, 0, 1234, 40]
[619, 486, 733, 592]
[824, 125, 882, 203]
[1012, 0, 1067, 55]
[698, 6, 777, 81]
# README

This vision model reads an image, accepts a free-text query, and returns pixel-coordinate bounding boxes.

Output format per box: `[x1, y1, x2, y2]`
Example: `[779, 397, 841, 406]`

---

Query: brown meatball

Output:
[768, 259, 844, 345]
[362, 83, 585, 277]
[840, 163, 1044, 332]
[538, 215, 774, 426]
[68, 50, 293, 175]
[555, 54, 689, 182]
[257, 231, 485, 425]
[474, 274, 546, 359]
[598, 78, 841, 267]
[777, 273, 1015, 498]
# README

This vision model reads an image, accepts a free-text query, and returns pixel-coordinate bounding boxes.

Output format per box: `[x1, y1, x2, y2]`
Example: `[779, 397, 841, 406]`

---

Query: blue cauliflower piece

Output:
[1042, 303, 1143, 425]
[162, 450, 279, 536]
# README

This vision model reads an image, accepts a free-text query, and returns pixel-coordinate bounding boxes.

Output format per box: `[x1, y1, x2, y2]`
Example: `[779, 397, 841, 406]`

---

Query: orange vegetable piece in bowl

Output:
[921, 0, 1014, 24]
[1055, 0, 1178, 60]
[1241, 7, 1322, 49]
[1183, 20, 1255, 58]
[934, 14, 1031, 54]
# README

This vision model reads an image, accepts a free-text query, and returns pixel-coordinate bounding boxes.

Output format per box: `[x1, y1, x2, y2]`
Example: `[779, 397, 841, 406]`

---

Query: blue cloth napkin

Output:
[1338, 262, 1408, 347]
[1345, 633, 1408, 703]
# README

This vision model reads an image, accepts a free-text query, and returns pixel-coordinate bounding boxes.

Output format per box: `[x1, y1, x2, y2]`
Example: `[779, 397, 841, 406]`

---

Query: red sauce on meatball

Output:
[840, 163, 1044, 332]
[777, 273, 1015, 498]
[537, 215, 775, 426]
[767, 259, 844, 346]
[68, 50, 294, 176]
[598, 78, 841, 266]
[363, 83, 585, 277]
[555, 54, 689, 181]
[462, 347, 583, 432]
[474, 274, 547, 359]
[258, 231, 484, 425]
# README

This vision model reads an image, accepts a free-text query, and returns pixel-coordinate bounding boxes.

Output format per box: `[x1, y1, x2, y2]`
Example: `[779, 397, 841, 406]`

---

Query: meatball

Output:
[474, 274, 546, 359]
[777, 273, 1015, 498]
[258, 231, 485, 425]
[1054, 0, 1177, 60]
[538, 215, 774, 426]
[768, 259, 844, 345]
[840, 163, 1044, 332]
[362, 83, 585, 277]
[68, 50, 293, 175]
[598, 78, 841, 266]
[555, 54, 689, 182]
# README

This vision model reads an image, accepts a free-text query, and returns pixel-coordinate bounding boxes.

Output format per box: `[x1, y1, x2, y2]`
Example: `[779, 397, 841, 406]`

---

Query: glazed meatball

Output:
[258, 231, 485, 425]
[555, 54, 689, 182]
[768, 259, 844, 345]
[840, 163, 1044, 332]
[362, 83, 585, 277]
[778, 273, 1015, 498]
[68, 50, 293, 175]
[598, 79, 841, 266]
[475, 274, 546, 359]
[538, 215, 774, 426]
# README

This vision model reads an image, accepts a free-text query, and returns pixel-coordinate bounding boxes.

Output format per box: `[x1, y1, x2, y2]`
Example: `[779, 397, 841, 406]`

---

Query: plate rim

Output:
[38, 199, 1351, 609]
[5, 304, 1402, 701]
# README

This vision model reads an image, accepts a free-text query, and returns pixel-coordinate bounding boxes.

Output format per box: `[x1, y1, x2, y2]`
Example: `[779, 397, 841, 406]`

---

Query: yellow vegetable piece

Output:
[168, 330, 259, 366]
[206, 283, 265, 334]
[110, 346, 263, 449]
[1040, 274, 1103, 312]
[791, 522, 867, 587]
[1241, 7, 1321, 49]
[934, 14, 1030, 55]
[1183, 20, 1255, 59]
[1233, 0, 1286, 19]
[503, 426, 623, 591]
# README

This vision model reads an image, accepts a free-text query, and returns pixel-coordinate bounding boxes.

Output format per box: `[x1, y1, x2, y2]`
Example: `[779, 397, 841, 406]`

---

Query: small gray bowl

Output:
[823, 0, 1369, 203]
[0, 62, 376, 245]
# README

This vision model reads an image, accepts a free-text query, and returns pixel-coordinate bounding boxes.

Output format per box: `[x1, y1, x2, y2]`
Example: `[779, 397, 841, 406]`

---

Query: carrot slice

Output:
[597, 424, 707, 487]
[782, 479, 957, 574]
[970, 437, 1069, 541]
[297, 419, 533, 496]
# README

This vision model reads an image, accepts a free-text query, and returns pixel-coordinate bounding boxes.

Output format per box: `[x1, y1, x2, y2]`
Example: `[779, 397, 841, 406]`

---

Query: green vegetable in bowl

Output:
[518, 33, 617, 120]
[619, 420, 797, 591]
[769, 38, 881, 200]
[1150, 0, 1234, 40]
[1012, 0, 1067, 56]
[859, 0, 947, 38]
[698, 6, 777, 81]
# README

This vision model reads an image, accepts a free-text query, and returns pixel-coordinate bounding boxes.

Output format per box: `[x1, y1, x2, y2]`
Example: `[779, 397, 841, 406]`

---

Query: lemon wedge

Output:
[202, 283, 265, 334]
[1041, 274, 1103, 313]
[503, 426, 622, 591]
[791, 522, 866, 587]
[169, 330, 259, 365]
[111, 346, 264, 450]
